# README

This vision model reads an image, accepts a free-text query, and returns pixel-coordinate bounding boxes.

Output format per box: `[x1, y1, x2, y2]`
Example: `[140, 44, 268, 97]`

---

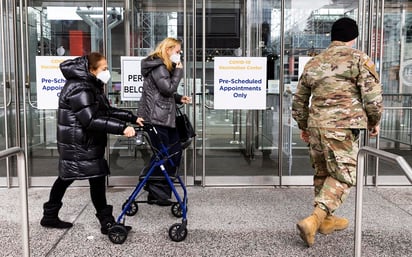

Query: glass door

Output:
[106, 0, 194, 186]
[0, 0, 8, 185]
[376, 0, 412, 185]
[281, 0, 362, 185]
[199, 0, 281, 185]
[0, 0, 19, 187]
[24, 0, 193, 186]
[104, 0, 140, 184]
[25, 0, 111, 185]
[12, 0, 411, 186]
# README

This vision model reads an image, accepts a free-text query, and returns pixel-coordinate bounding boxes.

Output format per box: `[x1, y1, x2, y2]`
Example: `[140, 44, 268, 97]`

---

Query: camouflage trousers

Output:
[308, 128, 360, 214]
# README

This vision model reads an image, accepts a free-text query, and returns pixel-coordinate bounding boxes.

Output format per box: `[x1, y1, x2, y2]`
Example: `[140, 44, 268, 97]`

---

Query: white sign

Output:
[214, 57, 267, 109]
[401, 59, 412, 86]
[298, 56, 312, 79]
[36, 56, 74, 109]
[121, 56, 145, 101]
[268, 80, 279, 94]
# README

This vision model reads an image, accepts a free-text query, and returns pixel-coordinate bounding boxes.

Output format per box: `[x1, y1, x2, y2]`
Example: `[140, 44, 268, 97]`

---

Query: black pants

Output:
[46, 176, 108, 212]
[145, 125, 182, 200]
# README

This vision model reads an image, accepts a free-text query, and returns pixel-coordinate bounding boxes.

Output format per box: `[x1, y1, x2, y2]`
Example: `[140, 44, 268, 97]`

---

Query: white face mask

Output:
[170, 53, 181, 64]
[96, 70, 111, 84]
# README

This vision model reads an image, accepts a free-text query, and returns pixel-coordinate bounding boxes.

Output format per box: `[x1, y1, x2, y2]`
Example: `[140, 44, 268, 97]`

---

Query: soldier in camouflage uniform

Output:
[292, 17, 383, 247]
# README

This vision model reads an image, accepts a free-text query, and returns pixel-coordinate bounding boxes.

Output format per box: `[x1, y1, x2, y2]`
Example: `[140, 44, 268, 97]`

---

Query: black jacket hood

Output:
[60, 56, 101, 86]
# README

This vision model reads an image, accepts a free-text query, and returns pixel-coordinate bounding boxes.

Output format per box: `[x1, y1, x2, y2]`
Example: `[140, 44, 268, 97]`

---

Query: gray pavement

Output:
[1, 186, 412, 257]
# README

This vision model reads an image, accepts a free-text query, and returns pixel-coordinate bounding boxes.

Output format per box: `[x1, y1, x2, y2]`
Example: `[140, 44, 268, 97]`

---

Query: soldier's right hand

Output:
[300, 130, 310, 143]
[368, 125, 380, 137]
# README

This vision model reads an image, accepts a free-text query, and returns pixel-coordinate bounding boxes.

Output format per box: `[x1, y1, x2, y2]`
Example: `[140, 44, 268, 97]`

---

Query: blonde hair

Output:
[150, 37, 181, 71]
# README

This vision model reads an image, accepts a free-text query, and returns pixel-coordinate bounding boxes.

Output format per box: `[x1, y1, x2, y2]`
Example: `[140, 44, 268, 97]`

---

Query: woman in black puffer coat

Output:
[41, 53, 137, 234]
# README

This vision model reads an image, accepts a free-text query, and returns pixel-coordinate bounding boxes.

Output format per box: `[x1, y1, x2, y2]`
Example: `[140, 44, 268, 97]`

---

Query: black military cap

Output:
[331, 17, 359, 42]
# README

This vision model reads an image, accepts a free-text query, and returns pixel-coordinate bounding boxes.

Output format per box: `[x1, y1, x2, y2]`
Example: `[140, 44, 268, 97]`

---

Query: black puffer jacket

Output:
[58, 56, 137, 180]
[138, 56, 183, 128]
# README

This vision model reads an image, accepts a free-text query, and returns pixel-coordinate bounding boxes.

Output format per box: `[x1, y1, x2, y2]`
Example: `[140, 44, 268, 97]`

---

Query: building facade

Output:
[1, 0, 412, 187]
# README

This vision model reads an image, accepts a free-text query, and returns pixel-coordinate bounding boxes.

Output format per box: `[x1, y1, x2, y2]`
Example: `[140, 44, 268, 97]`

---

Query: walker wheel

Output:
[168, 223, 188, 242]
[108, 224, 128, 244]
[171, 202, 186, 218]
[122, 201, 138, 216]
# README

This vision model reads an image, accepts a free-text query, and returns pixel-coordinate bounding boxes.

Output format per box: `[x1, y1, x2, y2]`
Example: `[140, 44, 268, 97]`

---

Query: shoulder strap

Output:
[175, 105, 184, 116]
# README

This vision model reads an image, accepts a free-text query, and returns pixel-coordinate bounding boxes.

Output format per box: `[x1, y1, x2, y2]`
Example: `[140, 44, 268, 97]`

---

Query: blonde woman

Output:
[137, 37, 191, 206]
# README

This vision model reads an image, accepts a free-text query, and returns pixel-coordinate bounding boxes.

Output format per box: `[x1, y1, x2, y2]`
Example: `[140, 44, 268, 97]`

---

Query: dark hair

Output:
[87, 52, 106, 72]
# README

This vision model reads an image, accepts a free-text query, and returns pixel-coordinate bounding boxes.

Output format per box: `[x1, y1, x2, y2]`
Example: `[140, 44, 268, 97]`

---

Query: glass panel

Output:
[27, 0, 105, 179]
[0, 0, 18, 184]
[25, 0, 192, 185]
[180, 1, 195, 182]
[106, 0, 190, 181]
[16, 0, 410, 186]
[0, 3, 5, 178]
[377, 0, 412, 183]
[201, 0, 280, 185]
[26, 6, 56, 179]
[106, 0, 139, 177]
[283, 0, 359, 182]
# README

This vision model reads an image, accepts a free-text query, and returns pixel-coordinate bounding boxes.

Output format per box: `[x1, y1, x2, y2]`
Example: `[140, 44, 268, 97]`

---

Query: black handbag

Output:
[175, 106, 196, 149]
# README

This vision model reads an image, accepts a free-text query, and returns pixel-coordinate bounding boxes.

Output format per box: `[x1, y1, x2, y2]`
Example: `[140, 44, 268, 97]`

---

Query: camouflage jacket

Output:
[292, 41, 383, 130]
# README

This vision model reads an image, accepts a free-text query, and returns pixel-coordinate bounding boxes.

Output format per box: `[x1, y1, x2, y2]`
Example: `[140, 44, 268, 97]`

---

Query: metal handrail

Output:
[0, 147, 30, 257]
[355, 146, 412, 257]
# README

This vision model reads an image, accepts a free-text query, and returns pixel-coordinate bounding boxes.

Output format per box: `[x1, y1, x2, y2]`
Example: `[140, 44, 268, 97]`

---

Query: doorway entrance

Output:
[1, 0, 410, 187]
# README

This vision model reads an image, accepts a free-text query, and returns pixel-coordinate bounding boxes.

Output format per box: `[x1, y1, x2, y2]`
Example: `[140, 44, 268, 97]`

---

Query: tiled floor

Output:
[1, 186, 412, 257]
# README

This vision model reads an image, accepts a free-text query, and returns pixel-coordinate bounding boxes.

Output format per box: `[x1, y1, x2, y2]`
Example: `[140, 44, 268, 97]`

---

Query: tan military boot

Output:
[318, 215, 349, 235]
[296, 207, 327, 247]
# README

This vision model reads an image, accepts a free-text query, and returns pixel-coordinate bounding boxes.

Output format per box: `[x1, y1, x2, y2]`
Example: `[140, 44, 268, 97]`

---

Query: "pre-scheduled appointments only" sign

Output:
[36, 56, 75, 109]
[214, 57, 267, 109]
